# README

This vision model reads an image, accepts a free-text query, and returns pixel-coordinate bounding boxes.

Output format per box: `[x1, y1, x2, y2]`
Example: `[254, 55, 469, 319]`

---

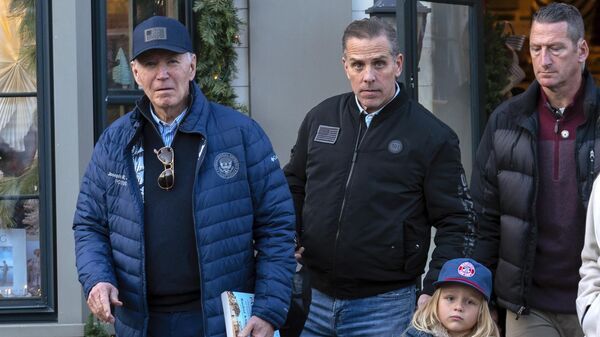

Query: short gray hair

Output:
[342, 17, 399, 57]
[532, 2, 585, 44]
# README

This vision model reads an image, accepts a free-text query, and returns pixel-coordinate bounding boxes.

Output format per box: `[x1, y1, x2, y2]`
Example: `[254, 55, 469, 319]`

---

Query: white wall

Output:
[352, 0, 372, 20]
[248, 0, 354, 164]
[233, 0, 249, 108]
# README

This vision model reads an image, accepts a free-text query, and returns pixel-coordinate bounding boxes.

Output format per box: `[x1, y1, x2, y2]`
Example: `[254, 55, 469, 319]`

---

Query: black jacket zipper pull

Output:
[554, 119, 559, 134]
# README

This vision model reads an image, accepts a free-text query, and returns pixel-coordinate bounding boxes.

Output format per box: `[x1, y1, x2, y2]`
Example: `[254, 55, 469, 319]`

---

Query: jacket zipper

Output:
[553, 118, 560, 180]
[516, 306, 526, 320]
[332, 119, 369, 285]
[191, 136, 208, 336]
[122, 117, 152, 328]
[589, 149, 595, 194]
[124, 130, 150, 324]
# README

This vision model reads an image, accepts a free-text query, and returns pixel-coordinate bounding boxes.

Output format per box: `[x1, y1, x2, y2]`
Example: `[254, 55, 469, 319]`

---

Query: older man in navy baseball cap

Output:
[127, 16, 197, 124]
[74, 14, 296, 337]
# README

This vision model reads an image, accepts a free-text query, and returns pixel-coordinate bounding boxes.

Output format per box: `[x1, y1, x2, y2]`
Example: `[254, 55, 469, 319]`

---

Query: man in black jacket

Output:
[471, 3, 597, 337]
[284, 17, 477, 336]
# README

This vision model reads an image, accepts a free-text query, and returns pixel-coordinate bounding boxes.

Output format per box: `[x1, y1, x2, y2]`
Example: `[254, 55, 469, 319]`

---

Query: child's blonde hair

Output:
[411, 287, 500, 337]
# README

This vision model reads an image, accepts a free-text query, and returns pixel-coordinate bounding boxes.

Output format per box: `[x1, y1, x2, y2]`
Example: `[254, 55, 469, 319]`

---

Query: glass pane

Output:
[0, 0, 41, 300]
[0, 1, 37, 89]
[107, 104, 135, 125]
[417, 1, 473, 178]
[106, 0, 183, 91]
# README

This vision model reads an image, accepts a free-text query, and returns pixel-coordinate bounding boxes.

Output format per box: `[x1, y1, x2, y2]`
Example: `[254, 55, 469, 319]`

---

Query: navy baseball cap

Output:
[433, 258, 492, 301]
[131, 16, 192, 60]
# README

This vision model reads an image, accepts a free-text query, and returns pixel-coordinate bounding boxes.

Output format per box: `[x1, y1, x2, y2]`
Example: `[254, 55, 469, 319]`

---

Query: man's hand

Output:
[87, 282, 123, 323]
[294, 246, 304, 262]
[417, 294, 432, 309]
[238, 316, 275, 337]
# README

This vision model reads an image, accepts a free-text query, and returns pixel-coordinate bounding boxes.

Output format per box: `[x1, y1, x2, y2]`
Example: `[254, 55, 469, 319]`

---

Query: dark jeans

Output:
[281, 266, 311, 337]
[148, 309, 203, 337]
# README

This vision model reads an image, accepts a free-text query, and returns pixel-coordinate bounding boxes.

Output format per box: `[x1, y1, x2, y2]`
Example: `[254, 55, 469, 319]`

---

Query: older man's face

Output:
[131, 50, 196, 119]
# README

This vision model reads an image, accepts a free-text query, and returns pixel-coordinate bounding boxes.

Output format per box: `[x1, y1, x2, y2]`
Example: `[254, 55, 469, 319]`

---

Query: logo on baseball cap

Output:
[131, 16, 193, 60]
[433, 258, 492, 301]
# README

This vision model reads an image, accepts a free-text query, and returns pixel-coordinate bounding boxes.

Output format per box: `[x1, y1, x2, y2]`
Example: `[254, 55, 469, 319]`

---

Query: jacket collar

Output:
[507, 70, 598, 132]
[122, 81, 210, 154]
[130, 81, 210, 136]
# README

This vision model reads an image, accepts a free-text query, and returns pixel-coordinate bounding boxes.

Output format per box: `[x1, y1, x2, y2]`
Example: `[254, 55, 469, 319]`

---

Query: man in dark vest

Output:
[73, 16, 295, 337]
[471, 3, 598, 337]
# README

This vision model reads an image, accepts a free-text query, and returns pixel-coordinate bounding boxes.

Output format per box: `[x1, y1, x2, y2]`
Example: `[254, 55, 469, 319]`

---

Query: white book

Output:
[221, 291, 281, 337]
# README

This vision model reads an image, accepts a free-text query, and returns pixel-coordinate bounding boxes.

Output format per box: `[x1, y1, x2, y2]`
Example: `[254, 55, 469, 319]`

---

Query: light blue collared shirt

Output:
[354, 82, 400, 127]
[149, 106, 188, 147]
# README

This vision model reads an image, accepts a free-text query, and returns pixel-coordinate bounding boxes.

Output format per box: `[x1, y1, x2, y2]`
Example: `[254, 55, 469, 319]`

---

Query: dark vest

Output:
[142, 120, 202, 312]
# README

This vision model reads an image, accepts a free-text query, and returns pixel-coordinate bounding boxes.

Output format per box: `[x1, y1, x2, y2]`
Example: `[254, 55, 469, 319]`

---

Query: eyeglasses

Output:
[154, 146, 174, 190]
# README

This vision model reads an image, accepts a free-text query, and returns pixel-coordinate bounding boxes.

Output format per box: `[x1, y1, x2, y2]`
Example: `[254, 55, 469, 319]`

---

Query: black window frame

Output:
[396, 0, 485, 150]
[0, 0, 56, 322]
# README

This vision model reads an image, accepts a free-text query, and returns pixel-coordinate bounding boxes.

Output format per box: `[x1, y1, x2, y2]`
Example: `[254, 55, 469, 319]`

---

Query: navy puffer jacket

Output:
[73, 82, 296, 337]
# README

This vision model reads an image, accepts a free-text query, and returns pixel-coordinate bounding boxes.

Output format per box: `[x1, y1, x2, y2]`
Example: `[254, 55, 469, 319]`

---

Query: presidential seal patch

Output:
[214, 152, 239, 179]
[388, 140, 403, 154]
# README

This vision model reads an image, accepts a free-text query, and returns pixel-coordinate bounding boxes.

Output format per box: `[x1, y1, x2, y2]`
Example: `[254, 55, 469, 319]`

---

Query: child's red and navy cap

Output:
[131, 16, 192, 61]
[433, 258, 492, 301]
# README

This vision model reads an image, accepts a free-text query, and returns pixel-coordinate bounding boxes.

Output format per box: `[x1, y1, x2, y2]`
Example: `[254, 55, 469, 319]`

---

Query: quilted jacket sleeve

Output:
[282, 113, 311, 240]
[421, 132, 477, 294]
[73, 134, 118, 299]
[470, 113, 501, 275]
[578, 177, 600, 336]
[244, 120, 296, 328]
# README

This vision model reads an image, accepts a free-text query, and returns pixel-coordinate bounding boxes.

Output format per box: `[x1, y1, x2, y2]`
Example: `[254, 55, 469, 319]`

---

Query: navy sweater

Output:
[143, 120, 202, 311]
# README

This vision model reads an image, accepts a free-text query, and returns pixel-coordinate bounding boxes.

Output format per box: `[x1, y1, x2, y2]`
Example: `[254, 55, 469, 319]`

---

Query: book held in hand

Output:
[221, 291, 281, 337]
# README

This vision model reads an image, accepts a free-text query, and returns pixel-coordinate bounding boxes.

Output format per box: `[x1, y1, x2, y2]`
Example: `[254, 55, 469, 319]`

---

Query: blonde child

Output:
[402, 258, 499, 337]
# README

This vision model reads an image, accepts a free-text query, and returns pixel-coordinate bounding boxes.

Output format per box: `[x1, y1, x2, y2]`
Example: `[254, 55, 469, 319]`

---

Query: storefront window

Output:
[417, 2, 474, 178]
[107, 103, 135, 125]
[0, 0, 42, 301]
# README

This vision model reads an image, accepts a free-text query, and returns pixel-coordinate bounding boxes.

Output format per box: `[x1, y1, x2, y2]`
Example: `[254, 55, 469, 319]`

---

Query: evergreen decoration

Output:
[484, 12, 512, 117]
[1, 2, 39, 229]
[8, 0, 36, 72]
[112, 47, 134, 88]
[193, 0, 247, 113]
[0, 162, 38, 228]
[83, 313, 110, 337]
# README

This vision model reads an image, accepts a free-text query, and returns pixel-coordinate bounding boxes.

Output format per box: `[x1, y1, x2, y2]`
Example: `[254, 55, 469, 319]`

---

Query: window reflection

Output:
[0, 0, 41, 299]
[107, 104, 135, 125]
[418, 2, 473, 179]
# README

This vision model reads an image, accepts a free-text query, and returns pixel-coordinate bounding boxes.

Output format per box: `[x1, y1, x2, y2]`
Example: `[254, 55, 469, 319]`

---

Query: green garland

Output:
[8, 0, 36, 72]
[193, 0, 247, 112]
[0, 161, 38, 228]
[484, 12, 512, 117]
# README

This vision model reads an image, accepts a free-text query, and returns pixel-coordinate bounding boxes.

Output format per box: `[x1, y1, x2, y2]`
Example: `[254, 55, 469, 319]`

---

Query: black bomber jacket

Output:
[284, 84, 477, 299]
